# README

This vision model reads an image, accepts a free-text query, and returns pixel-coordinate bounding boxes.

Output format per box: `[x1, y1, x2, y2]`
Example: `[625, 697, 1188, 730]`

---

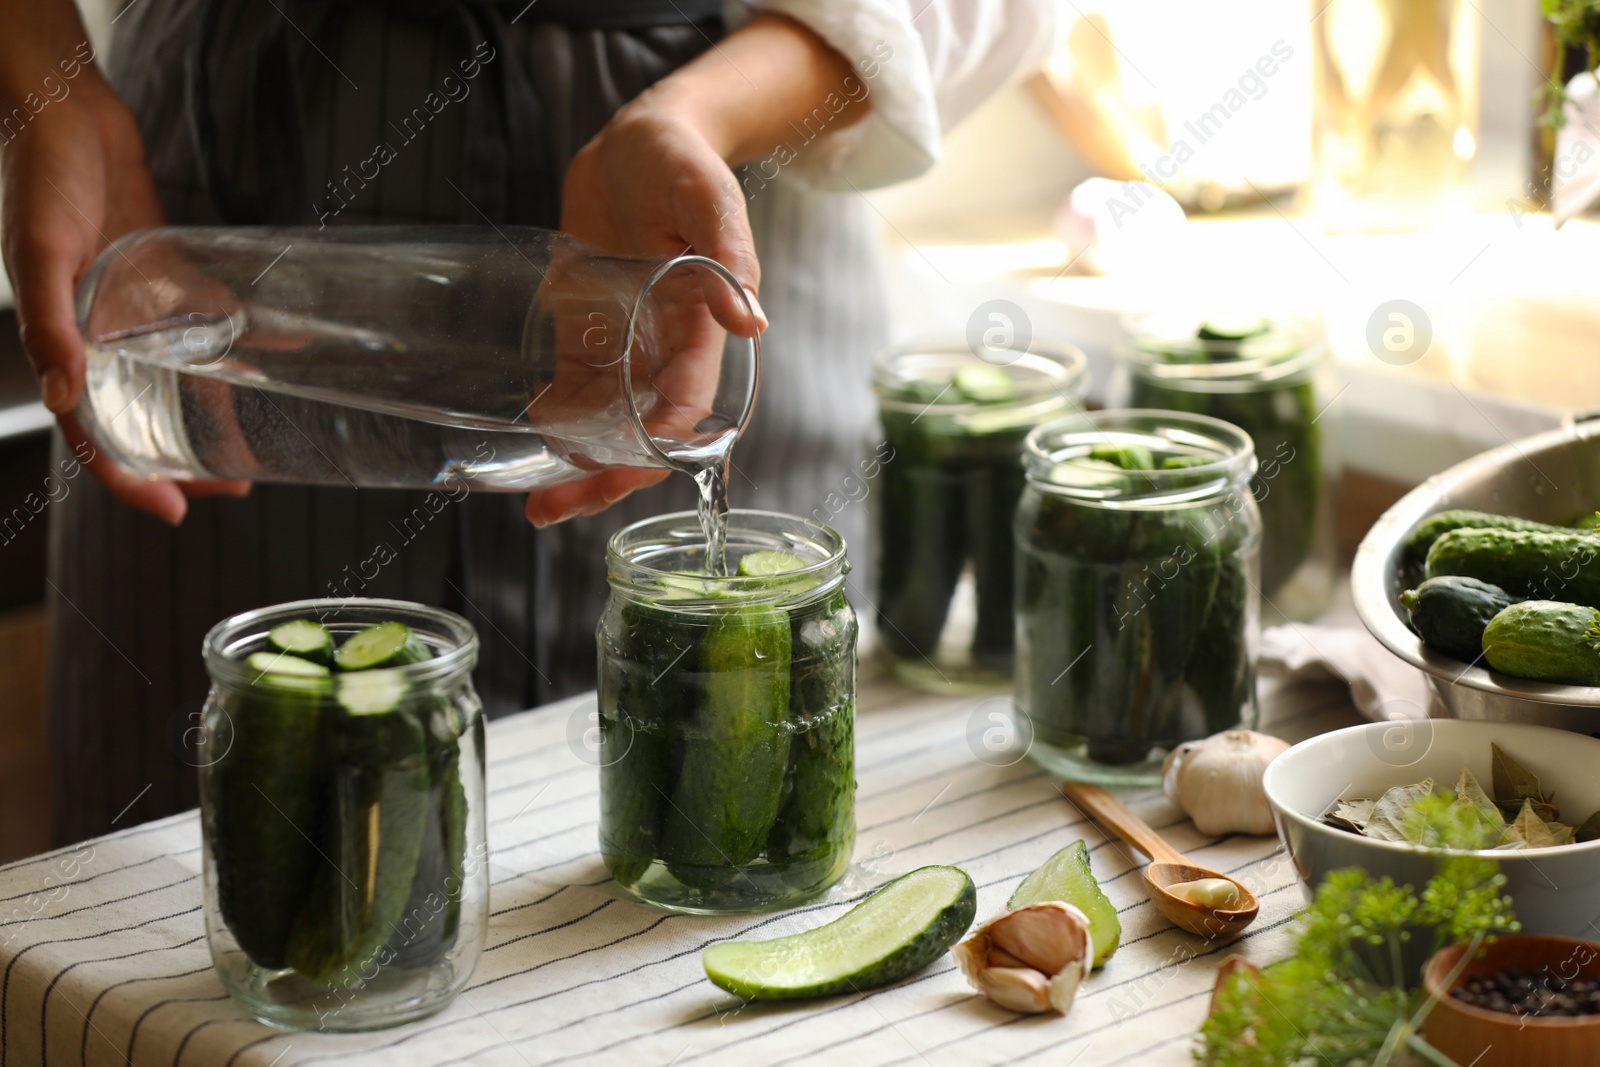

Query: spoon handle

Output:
[1059, 782, 1188, 866]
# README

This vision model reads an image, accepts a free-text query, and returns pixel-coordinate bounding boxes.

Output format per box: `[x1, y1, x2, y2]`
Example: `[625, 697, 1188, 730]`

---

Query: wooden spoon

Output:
[1060, 781, 1259, 939]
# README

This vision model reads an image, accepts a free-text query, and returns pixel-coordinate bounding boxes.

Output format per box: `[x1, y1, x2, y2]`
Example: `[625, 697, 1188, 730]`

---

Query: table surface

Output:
[0, 668, 1361, 1067]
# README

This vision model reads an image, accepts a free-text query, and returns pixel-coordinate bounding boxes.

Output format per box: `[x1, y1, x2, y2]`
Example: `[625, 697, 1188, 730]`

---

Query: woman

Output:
[0, 0, 1051, 843]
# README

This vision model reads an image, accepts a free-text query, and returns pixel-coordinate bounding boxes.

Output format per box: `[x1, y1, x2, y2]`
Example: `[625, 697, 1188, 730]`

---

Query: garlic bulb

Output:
[1161, 730, 1288, 836]
[952, 902, 1094, 1014]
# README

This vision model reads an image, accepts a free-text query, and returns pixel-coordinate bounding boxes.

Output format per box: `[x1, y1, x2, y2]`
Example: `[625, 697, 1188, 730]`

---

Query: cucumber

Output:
[1197, 315, 1269, 343]
[335, 621, 431, 670]
[660, 603, 792, 883]
[337, 668, 409, 714]
[737, 550, 807, 577]
[1006, 841, 1121, 968]
[1406, 510, 1587, 565]
[765, 587, 857, 891]
[597, 600, 689, 886]
[1400, 575, 1517, 662]
[385, 706, 476, 969]
[874, 420, 966, 661]
[1481, 601, 1600, 685]
[952, 364, 1014, 403]
[246, 650, 331, 678]
[1425, 529, 1600, 608]
[285, 700, 431, 987]
[702, 866, 977, 999]
[268, 619, 335, 666]
[206, 671, 330, 969]
[1088, 442, 1155, 470]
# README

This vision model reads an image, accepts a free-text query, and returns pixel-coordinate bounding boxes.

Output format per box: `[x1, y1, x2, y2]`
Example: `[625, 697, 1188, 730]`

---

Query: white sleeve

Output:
[724, 0, 1055, 189]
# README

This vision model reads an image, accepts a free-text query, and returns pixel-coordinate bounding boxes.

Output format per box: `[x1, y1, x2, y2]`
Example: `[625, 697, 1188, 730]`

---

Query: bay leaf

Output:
[1491, 744, 1559, 821]
[1320, 798, 1376, 835]
[1364, 779, 1435, 843]
[1578, 810, 1600, 843]
[1498, 798, 1562, 849]
[1452, 768, 1505, 834]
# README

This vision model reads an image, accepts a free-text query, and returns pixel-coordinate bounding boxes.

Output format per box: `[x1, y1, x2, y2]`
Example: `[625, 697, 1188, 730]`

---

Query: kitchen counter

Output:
[0, 667, 1359, 1067]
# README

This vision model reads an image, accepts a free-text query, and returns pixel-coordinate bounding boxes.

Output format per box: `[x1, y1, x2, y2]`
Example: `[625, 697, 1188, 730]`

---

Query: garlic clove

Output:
[986, 902, 1094, 977]
[1165, 730, 1289, 837]
[977, 966, 1055, 1013]
[1167, 877, 1242, 910]
[953, 902, 1095, 1015]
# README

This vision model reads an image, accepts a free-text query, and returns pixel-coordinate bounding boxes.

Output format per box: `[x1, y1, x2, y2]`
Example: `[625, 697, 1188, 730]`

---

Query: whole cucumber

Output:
[660, 602, 791, 883]
[206, 676, 329, 969]
[1482, 601, 1600, 685]
[1400, 575, 1517, 662]
[286, 706, 431, 987]
[1425, 529, 1600, 608]
[1406, 509, 1589, 565]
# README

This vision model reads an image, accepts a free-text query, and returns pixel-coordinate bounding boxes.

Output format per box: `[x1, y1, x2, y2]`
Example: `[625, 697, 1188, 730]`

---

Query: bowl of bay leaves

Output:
[1263, 719, 1600, 938]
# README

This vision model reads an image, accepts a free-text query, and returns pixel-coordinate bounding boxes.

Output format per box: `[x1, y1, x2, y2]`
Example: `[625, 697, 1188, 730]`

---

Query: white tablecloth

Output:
[0, 670, 1359, 1067]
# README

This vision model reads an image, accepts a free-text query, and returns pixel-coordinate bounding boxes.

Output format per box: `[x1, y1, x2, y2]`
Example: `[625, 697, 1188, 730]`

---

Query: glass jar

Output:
[597, 510, 856, 913]
[871, 339, 1090, 691]
[1116, 312, 1338, 623]
[199, 599, 487, 1031]
[1015, 411, 1261, 786]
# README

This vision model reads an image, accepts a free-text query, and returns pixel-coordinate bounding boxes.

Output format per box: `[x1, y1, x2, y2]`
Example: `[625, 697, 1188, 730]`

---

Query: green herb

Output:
[1538, 0, 1600, 128]
[1196, 804, 1519, 1067]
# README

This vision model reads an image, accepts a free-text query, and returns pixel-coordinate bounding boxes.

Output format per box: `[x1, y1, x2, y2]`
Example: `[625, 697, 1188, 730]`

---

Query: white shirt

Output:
[728, 0, 1056, 188]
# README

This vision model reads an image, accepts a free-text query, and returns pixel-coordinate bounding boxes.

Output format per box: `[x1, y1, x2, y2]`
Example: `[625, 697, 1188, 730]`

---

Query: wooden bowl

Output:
[1422, 934, 1600, 1067]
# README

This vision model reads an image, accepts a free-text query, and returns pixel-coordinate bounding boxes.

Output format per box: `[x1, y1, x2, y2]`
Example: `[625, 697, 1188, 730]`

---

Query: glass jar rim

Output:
[1120, 311, 1326, 388]
[203, 597, 479, 690]
[1024, 409, 1258, 506]
[607, 509, 847, 608]
[872, 337, 1090, 414]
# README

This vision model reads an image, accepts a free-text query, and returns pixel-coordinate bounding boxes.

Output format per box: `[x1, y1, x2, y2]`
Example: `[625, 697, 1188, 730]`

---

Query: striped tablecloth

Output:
[0, 669, 1359, 1067]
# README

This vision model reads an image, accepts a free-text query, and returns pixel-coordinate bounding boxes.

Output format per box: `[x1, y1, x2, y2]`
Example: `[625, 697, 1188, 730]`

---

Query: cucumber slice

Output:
[1088, 443, 1154, 471]
[1007, 841, 1121, 968]
[337, 669, 410, 715]
[702, 865, 976, 999]
[246, 651, 331, 679]
[335, 621, 431, 670]
[1197, 315, 1269, 342]
[952, 364, 1015, 403]
[268, 619, 335, 665]
[737, 550, 808, 578]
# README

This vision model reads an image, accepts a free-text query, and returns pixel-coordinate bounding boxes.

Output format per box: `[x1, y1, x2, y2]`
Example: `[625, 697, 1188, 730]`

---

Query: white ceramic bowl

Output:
[1263, 719, 1600, 937]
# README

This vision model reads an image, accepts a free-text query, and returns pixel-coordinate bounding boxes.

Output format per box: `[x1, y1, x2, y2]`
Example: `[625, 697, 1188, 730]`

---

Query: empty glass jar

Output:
[199, 599, 487, 1031]
[1015, 411, 1262, 786]
[597, 511, 856, 913]
[870, 339, 1089, 690]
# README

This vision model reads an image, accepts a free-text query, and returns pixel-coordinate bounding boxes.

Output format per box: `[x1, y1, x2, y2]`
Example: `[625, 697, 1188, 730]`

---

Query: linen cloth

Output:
[0, 668, 1358, 1067]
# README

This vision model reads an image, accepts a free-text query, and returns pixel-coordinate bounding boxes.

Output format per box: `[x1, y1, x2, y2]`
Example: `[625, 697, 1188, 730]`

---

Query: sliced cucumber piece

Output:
[1197, 315, 1270, 342]
[246, 651, 331, 679]
[703, 865, 976, 999]
[1007, 841, 1121, 968]
[268, 619, 335, 665]
[335, 621, 431, 670]
[737, 550, 808, 578]
[952, 364, 1015, 403]
[337, 669, 410, 715]
[1088, 442, 1154, 471]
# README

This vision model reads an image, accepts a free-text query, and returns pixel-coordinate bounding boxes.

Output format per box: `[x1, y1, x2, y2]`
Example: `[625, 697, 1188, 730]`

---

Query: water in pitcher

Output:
[80, 314, 739, 495]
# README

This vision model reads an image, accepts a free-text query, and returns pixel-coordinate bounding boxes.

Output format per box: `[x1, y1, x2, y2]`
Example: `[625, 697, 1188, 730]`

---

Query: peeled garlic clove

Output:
[1167, 877, 1242, 909]
[1162, 730, 1289, 836]
[977, 966, 1055, 1013]
[952, 902, 1094, 1015]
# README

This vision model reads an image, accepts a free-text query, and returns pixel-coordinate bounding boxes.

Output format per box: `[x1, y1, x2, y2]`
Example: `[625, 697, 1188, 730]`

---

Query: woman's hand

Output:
[529, 13, 864, 527]
[2, 72, 248, 523]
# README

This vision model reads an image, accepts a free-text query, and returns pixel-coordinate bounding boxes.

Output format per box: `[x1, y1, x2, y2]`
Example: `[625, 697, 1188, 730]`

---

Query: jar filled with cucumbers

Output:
[871, 339, 1089, 690]
[1015, 411, 1262, 786]
[598, 511, 856, 913]
[1116, 312, 1337, 622]
[198, 599, 487, 1031]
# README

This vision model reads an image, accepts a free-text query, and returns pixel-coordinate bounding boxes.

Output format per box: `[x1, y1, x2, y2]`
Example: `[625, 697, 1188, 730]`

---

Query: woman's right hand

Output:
[2, 74, 246, 523]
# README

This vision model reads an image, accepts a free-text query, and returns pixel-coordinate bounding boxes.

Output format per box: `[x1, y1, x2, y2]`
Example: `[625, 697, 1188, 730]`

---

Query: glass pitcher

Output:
[74, 227, 760, 491]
